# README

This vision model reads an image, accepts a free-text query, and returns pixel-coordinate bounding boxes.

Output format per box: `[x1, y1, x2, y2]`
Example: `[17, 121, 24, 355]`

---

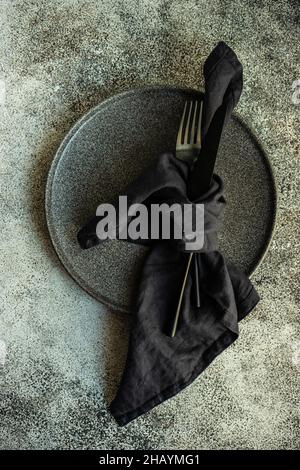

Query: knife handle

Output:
[188, 103, 227, 200]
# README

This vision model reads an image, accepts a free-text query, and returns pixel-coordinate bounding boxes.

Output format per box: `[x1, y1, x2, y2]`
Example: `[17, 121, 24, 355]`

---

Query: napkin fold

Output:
[77, 42, 260, 426]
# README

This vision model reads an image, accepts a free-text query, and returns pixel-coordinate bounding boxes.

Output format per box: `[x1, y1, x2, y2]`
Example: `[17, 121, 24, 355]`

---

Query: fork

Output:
[176, 100, 203, 162]
[170, 100, 203, 338]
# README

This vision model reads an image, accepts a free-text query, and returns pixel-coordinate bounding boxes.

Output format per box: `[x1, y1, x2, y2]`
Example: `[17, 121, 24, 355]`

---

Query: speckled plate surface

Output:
[45, 86, 276, 313]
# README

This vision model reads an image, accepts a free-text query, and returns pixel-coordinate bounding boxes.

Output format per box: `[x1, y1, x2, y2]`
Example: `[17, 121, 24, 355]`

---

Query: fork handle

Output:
[170, 253, 193, 337]
[192, 254, 201, 308]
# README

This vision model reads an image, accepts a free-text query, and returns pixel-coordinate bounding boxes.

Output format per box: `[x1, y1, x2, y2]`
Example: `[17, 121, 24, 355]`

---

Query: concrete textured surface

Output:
[0, 0, 299, 450]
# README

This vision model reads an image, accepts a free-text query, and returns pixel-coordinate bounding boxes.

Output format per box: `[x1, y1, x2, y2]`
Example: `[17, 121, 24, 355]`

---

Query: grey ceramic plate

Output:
[46, 86, 276, 313]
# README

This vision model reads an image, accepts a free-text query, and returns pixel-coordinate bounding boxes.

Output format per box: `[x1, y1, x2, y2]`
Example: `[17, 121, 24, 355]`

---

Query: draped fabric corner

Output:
[77, 42, 260, 426]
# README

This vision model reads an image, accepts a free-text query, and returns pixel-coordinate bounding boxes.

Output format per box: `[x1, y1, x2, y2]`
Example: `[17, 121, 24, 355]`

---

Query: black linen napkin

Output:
[77, 42, 260, 426]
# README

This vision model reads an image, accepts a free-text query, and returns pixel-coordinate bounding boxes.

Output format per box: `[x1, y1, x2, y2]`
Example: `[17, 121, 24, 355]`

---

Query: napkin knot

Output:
[77, 153, 225, 252]
[172, 173, 225, 254]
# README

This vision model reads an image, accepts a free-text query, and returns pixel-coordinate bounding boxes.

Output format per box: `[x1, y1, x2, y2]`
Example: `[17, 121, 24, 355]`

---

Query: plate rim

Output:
[45, 85, 277, 313]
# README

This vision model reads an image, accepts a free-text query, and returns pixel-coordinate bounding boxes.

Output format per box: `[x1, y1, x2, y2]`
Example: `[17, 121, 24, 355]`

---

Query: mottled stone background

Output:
[0, 0, 299, 450]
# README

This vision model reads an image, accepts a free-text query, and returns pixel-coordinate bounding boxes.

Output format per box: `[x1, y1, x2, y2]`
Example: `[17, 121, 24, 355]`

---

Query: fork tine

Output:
[183, 101, 193, 145]
[196, 101, 203, 145]
[191, 101, 198, 144]
[176, 101, 187, 147]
